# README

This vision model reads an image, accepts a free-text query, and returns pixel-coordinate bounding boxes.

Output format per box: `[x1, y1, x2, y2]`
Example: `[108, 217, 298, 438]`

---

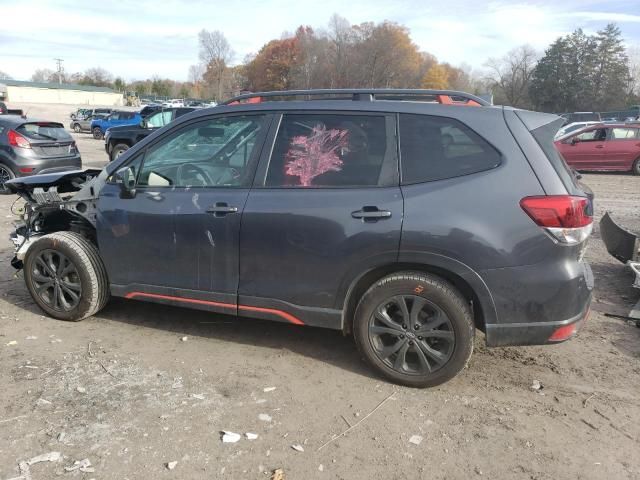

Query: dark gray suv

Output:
[5, 89, 593, 387]
[0, 116, 81, 193]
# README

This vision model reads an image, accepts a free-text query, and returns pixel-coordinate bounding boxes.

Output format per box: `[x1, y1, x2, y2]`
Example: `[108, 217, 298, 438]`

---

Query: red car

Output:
[555, 123, 640, 175]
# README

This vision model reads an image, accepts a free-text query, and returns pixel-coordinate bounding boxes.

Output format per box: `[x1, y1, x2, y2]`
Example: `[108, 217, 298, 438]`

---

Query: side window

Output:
[265, 114, 393, 187]
[576, 128, 606, 142]
[399, 114, 501, 184]
[137, 115, 268, 188]
[109, 113, 120, 121]
[147, 111, 173, 128]
[611, 127, 638, 140]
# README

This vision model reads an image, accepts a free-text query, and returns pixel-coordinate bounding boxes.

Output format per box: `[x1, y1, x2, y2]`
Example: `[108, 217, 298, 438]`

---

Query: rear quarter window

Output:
[399, 114, 501, 184]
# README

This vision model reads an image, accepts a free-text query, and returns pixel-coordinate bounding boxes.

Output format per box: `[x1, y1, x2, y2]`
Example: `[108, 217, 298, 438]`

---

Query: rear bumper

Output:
[8, 152, 82, 177]
[482, 260, 593, 347]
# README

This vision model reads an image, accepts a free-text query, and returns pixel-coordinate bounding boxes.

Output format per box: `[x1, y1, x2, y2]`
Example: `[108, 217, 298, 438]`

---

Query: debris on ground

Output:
[64, 458, 94, 473]
[6, 340, 17, 346]
[171, 377, 183, 389]
[191, 393, 205, 400]
[245, 432, 258, 440]
[25, 336, 37, 340]
[263, 386, 277, 392]
[409, 435, 423, 445]
[271, 468, 285, 480]
[258, 413, 272, 422]
[530, 380, 543, 391]
[166, 460, 178, 470]
[221, 431, 241, 443]
[26, 451, 61, 465]
[76, 386, 86, 394]
[180, 336, 188, 342]
[291, 444, 305, 452]
[318, 464, 324, 472]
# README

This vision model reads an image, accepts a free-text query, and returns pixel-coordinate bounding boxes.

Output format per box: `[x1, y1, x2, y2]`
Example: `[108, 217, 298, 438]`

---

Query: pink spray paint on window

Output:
[284, 124, 350, 186]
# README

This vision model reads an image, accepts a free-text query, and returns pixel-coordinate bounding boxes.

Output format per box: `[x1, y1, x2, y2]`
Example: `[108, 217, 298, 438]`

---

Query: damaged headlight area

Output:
[6, 169, 107, 270]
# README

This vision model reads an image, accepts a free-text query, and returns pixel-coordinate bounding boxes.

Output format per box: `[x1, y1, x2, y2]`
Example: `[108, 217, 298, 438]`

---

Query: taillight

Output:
[520, 195, 593, 245]
[69, 141, 78, 153]
[8, 130, 31, 149]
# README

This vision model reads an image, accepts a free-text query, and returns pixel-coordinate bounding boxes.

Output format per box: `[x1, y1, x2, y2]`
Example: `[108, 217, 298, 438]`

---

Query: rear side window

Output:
[17, 123, 72, 141]
[265, 113, 395, 187]
[611, 127, 638, 140]
[399, 114, 501, 184]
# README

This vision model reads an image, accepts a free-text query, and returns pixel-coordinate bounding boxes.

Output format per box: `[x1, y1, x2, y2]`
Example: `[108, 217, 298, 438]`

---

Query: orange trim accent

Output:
[238, 305, 305, 325]
[124, 292, 305, 325]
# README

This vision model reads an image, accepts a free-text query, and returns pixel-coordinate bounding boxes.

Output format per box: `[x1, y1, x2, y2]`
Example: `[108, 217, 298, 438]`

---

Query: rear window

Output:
[17, 123, 72, 141]
[399, 114, 501, 184]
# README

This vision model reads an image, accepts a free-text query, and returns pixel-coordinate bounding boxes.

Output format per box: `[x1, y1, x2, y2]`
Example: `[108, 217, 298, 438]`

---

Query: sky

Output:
[1, 0, 639, 82]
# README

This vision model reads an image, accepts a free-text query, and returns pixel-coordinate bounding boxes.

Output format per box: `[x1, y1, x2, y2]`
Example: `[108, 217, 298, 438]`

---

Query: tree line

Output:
[5, 16, 639, 112]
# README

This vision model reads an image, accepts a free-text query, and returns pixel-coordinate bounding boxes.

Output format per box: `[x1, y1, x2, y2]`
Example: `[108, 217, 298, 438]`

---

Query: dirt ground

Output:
[1, 104, 640, 480]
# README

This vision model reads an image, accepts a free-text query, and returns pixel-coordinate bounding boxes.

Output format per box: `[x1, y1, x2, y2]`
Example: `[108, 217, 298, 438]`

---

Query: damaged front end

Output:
[600, 212, 640, 289]
[6, 169, 107, 270]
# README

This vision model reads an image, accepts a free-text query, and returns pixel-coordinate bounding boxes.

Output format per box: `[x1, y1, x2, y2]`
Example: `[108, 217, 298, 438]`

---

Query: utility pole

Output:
[54, 58, 64, 84]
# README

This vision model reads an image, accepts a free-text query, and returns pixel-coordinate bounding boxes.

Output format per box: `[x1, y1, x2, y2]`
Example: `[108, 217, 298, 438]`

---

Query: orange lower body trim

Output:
[124, 291, 305, 325]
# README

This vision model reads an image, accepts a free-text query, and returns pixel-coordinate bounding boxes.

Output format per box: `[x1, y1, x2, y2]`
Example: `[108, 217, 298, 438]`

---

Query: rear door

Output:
[97, 113, 272, 310]
[238, 112, 401, 328]
[607, 127, 640, 170]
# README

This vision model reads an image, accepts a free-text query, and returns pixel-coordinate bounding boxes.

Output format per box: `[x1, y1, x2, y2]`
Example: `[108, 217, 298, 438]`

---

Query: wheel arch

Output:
[340, 257, 498, 336]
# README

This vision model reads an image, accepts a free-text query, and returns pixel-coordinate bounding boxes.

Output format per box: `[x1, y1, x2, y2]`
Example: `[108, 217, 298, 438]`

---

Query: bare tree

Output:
[628, 45, 640, 96]
[327, 14, 352, 87]
[0, 70, 11, 80]
[31, 68, 55, 82]
[199, 29, 234, 101]
[81, 67, 113, 87]
[485, 45, 538, 108]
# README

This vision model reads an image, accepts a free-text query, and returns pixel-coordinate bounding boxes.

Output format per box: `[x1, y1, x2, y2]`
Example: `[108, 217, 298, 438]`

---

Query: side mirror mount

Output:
[114, 166, 137, 199]
[140, 119, 147, 128]
[571, 137, 580, 145]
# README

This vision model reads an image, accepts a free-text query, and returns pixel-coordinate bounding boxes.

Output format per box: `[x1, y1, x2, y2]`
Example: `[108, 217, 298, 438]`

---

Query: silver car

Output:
[69, 113, 108, 133]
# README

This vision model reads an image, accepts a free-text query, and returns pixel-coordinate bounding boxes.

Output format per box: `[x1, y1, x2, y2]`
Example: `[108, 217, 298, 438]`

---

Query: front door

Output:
[97, 113, 272, 311]
[238, 112, 402, 328]
[563, 127, 608, 170]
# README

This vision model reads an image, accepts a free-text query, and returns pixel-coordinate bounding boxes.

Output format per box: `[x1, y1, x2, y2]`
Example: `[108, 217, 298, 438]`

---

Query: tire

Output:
[23, 232, 110, 321]
[353, 272, 474, 388]
[92, 127, 103, 140]
[73, 123, 82, 133]
[0, 163, 15, 195]
[110, 143, 129, 162]
[632, 158, 640, 176]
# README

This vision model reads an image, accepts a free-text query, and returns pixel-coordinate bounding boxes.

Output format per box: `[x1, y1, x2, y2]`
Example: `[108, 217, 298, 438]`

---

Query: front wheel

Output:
[0, 163, 15, 195]
[73, 123, 82, 133]
[110, 143, 129, 162]
[24, 232, 110, 321]
[92, 127, 103, 140]
[632, 158, 640, 176]
[353, 272, 474, 388]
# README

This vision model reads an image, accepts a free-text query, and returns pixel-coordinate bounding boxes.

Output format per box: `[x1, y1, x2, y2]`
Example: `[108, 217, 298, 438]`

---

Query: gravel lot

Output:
[0, 103, 639, 480]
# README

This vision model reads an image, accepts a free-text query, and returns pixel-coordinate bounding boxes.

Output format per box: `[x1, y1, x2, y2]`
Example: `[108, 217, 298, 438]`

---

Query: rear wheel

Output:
[24, 232, 110, 321]
[0, 163, 15, 195]
[632, 158, 640, 176]
[110, 143, 130, 162]
[73, 123, 82, 133]
[353, 272, 474, 388]
[92, 127, 103, 140]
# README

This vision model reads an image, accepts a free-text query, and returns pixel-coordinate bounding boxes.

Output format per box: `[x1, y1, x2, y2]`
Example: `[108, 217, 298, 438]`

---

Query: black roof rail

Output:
[222, 89, 491, 106]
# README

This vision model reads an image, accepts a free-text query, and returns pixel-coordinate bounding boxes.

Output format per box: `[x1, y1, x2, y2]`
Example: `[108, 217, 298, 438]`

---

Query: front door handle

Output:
[351, 206, 392, 222]
[595, 145, 604, 149]
[206, 202, 238, 217]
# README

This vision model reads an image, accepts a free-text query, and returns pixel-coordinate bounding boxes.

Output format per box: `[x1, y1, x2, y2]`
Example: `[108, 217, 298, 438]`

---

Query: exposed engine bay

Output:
[7, 169, 108, 269]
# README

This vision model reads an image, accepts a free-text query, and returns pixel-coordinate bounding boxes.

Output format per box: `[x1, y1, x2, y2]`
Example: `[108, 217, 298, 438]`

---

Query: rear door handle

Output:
[351, 206, 392, 221]
[206, 202, 238, 217]
[595, 145, 604, 148]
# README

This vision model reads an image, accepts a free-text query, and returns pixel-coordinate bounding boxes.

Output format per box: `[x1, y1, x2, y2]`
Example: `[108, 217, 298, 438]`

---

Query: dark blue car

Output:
[90, 111, 141, 139]
[5, 89, 593, 387]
